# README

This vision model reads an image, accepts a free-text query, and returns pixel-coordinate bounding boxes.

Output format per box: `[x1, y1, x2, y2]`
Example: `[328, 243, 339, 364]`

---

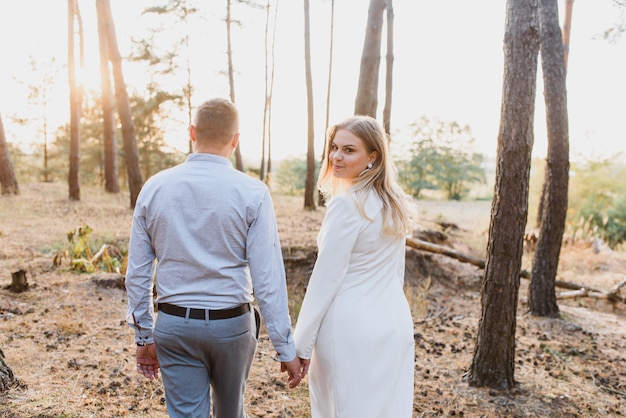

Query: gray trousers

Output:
[154, 309, 257, 418]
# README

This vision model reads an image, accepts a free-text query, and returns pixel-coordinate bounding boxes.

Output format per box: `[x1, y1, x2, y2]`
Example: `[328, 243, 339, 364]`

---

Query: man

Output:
[125, 98, 306, 418]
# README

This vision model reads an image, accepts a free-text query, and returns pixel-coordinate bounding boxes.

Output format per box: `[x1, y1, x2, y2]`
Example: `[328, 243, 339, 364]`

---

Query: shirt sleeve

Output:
[293, 193, 362, 359]
[125, 203, 157, 345]
[247, 189, 297, 362]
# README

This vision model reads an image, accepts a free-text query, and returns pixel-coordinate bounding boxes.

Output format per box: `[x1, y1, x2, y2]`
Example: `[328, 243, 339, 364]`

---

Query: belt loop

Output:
[204, 309, 210, 325]
[184, 307, 190, 323]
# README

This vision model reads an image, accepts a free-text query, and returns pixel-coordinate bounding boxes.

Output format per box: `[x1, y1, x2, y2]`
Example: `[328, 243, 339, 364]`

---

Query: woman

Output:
[294, 115, 415, 417]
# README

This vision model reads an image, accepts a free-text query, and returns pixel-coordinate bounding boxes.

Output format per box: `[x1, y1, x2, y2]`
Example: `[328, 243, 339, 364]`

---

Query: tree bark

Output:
[468, 0, 539, 390]
[303, 0, 316, 210]
[67, 0, 81, 201]
[562, 0, 574, 71]
[0, 347, 16, 393]
[96, 0, 120, 194]
[382, 0, 394, 135]
[0, 113, 19, 196]
[10, 269, 28, 293]
[98, 0, 143, 208]
[535, 0, 573, 228]
[318, 0, 335, 207]
[226, 0, 244, 172]
[529, 0, 570, 317]
[354, 0, 386, 117]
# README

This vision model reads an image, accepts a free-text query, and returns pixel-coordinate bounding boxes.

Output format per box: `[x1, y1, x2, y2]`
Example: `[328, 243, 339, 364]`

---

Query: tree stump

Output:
[0, 347, 16, 393]
[10, 269, 28, 293]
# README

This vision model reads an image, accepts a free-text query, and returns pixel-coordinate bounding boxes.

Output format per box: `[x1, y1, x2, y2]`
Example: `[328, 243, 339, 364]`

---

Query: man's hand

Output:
[136, 344, 160, 380]
[280, 357, 310, 389]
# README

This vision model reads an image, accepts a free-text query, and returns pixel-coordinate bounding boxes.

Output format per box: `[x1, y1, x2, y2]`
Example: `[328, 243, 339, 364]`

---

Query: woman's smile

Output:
[329, 129, 375, 181]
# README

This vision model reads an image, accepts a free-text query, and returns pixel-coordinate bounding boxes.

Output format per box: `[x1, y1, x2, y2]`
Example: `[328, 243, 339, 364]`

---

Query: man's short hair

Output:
[192, 98, 239, 143]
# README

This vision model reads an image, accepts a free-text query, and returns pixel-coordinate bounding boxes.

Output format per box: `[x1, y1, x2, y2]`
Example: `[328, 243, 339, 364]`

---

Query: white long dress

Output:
[294, 190, 414, 418]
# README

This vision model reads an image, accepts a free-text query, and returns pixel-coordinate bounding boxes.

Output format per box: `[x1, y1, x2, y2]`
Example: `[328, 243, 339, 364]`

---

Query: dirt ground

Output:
[0, 182, 625, 417]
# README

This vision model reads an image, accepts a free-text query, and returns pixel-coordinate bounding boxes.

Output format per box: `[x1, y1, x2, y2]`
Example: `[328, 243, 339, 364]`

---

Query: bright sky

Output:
[0, 0, 624, 163]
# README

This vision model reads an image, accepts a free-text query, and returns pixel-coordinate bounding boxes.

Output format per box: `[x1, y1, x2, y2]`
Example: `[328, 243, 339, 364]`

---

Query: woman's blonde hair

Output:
[318, 115, 414, 238]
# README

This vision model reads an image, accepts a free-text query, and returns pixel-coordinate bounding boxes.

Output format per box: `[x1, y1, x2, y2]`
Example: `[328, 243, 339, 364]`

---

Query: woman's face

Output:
[329, 129, 375, 182]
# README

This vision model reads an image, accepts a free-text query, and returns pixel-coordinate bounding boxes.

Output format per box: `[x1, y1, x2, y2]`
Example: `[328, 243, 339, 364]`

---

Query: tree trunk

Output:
[303, 0, 316, 211]
[0, 113, 19, 196]
[468, 0, 539, 390]
[226, 0, 244, 172]
[535, 0, 573, 228]
[260, 0, 271, 182]
[266, 2, 278, 186]
[96, 0, 120, 194]
[354, 0, 386, 117]
[562, 0, 574, 71]
[0, 347, 16, 393]
[529, 0, 570, 317]
[382, 0, 394, 135]
[98, 0, 143, 208]
[67, 0, 81, 201]
[319, 0, 335, 207]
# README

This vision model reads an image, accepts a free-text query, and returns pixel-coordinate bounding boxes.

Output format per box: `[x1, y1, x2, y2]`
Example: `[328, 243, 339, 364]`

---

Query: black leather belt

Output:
[157, 302, 250, 320]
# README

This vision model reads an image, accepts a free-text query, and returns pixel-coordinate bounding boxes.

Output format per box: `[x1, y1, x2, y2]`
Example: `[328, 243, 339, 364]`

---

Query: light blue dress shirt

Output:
[125, 153, 296, 361]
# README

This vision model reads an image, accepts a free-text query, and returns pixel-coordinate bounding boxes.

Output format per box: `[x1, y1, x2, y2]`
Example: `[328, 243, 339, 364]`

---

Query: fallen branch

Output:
[405, 237, 485, 269]
[599, 385, 626, 398]
[405, 237, 625, 302]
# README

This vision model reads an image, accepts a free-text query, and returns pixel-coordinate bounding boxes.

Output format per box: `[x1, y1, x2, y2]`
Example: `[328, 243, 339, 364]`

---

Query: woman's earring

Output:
[359, 162, 374, 177]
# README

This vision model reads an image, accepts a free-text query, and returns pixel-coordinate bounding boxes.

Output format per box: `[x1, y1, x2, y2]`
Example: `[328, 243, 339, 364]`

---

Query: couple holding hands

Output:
[125, 98, 415, 418]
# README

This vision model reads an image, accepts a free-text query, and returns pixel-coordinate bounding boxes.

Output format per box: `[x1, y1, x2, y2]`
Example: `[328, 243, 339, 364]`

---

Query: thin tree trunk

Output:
[382, 0, 394, 135]
[226, 0, 244, 172]
[185, 56, 193, 155]
[96, 0, 119, 194]
[354, 0, 386, 117]
[303, 0, 316, 210]
[319, 0, 335, 207]
[0, 113, 19, 195]
[43, 87, 49, 183]
[529, 0, 570, 317]
[267, 1, 279, 185]
[67, 0, 81, 201]
[468, 0, 539, 390]
[98, 0, 143, 208]
[260, 0, 271, 182]
[562, 0, 574, 71]
[535, 0, 574, 228]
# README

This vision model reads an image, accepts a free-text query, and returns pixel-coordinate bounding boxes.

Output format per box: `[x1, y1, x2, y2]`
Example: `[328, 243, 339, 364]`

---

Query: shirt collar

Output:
[186, 153, 233, 168]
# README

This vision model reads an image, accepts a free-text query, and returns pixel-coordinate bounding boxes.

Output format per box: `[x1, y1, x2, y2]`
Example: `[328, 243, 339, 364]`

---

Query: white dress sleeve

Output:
[293, 193, 363, 359]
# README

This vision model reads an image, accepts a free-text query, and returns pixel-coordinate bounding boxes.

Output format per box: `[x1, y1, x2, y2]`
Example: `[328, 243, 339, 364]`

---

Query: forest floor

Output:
[0, 182, 625, 417]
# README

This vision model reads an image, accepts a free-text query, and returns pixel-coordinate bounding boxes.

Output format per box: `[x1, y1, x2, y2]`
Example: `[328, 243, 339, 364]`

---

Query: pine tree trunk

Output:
[98, 0, 143, 208]
[529, 0, 569, 317]
[354, 0, 386, 117]
[0, 113, 19, 196]
[226, 0, 244, 172]
[96, 0, 120, 194]
[468, 0, 539, 390]
[67, 0, 81, 201]
[0, 347, 16, 393]
[382, 0, 394, 135]
[303, 0, 316, 211]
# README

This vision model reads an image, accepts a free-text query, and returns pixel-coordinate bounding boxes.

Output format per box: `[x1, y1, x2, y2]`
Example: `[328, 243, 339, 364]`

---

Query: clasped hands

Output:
[281, 357, 310, 389]
[136, 344, 310, 389]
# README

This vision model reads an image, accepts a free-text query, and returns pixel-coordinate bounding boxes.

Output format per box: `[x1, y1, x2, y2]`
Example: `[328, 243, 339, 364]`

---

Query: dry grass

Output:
[1, 183, 625, 417]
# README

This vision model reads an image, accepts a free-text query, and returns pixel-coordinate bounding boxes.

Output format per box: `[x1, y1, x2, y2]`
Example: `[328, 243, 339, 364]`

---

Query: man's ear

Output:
[231, 133, 240, 149]
[189, 125, 196, 142]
